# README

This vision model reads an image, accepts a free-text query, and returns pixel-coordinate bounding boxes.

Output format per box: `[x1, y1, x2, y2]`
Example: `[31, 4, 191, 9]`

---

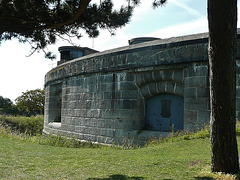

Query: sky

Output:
[0, 0, 238, 102]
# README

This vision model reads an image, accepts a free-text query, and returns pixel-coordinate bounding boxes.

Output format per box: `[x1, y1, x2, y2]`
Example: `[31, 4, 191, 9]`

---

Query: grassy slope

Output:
[0, 136, 215, 180]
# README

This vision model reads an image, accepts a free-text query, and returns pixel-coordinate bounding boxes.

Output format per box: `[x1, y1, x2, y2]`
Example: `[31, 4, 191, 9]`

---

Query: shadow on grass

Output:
[194, 177, 214, 180]
[87, 174, 144, 180]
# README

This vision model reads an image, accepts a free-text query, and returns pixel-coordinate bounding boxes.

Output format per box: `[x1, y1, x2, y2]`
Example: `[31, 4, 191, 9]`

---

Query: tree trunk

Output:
[208, 0, 239, 173]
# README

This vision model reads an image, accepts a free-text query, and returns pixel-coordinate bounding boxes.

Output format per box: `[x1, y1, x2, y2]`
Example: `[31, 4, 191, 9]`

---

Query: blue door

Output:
[146, 94, 184, 132]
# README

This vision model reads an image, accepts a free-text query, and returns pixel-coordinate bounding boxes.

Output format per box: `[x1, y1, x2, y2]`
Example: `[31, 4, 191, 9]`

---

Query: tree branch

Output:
[37, 0, 92, 31]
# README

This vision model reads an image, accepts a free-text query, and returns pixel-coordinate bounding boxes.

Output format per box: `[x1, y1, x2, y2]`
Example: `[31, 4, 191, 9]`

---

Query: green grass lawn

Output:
[0, 135, 219, 180]
[0, 119, 239, 180]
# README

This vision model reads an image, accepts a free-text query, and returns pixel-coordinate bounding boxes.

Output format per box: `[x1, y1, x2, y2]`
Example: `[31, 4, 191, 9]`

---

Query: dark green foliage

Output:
[15, 89, 45, 116]
[0, 115, 44, 135]
[0, 96, 13, 114]
[0, 96, 18, 115]
[0, 0, 139, 58]
[152, 0, 167, 8]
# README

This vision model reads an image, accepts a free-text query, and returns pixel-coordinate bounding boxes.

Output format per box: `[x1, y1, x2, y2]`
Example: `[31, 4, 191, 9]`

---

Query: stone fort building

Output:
[43, 30, 240, 145]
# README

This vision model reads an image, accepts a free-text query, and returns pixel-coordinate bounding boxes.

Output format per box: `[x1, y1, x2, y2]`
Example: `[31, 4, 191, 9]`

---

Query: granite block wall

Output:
[43, 30, 240, 145]
[184, 62, 210, 129]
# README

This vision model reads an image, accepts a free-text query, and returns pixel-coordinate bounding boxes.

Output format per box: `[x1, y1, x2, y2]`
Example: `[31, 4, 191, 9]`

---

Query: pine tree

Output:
[0, 0, 138, 58]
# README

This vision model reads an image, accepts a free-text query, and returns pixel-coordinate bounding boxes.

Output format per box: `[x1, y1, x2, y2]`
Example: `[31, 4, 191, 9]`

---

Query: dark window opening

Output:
[161, 100, 171, 118]
[70, 50, 83, 60]
[61, 51, 70, 61]
[49, 83, 62, 123]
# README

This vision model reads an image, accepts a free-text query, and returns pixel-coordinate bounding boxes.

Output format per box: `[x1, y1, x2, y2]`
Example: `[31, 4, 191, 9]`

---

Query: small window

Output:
[61, 51, 70, 61]
[70, 50, 83, 60]
[161, 100, 171, 118]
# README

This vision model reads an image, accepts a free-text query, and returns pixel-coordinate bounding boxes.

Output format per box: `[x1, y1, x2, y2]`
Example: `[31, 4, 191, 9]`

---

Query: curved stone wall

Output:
[43, 30, 240, 145]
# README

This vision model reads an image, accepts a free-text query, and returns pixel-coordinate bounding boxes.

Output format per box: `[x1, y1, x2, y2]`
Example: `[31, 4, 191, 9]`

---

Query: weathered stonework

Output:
[43, 30, 240, 145]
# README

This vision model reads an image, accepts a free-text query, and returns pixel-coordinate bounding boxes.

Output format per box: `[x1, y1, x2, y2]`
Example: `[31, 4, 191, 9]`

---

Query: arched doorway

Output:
[146, 94, 184, 132]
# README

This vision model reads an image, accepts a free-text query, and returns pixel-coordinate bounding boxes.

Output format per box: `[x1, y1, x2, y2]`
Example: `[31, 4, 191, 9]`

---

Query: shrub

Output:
[0, 115, 44, 135]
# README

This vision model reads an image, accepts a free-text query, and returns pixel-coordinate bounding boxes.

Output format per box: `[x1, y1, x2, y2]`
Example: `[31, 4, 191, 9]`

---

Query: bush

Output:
[0, 115, 44, 135]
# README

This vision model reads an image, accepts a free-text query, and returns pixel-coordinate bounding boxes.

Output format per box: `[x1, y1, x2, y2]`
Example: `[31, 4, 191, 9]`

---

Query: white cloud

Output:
[169, 0, 203, 18]
[148, 17, 208, 38]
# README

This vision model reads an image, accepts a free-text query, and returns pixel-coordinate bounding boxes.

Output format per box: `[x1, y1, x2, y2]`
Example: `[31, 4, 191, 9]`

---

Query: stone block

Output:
[166, 82, 175, 92]
[188, 64, 208, 77]
[156, 82, 166, 93]
[89, 118, 98, 127]
[66, 125, 74, 132]
[142, 71, 154, 84]
[107, 129, 115, 137]
[197, 87, 210, 98]
[173, 70, 183, 83]
[163, 70, 173, 81]
[184, 87, 197, 98]
[140, 85, 151, 98]
[100, 128, 108, 136]
[184, 68, 189, 77]
[114, 119, 133, 130]
[185, 98, 209, 111]
[122, 99, 138, 109]
[104, 74, 114, 82]
[70, 117, 77, 125]
[80, 126, 89, 134]
[119, 109, 138, 119]
[184, 110, 197, 124]
[74, 109, 81, 117]
[184, 123, 195, 130]
[97, 119, 105, 128]
[75, 126, 81, 133]
[110, 110, 120, 119]
[104, 92, 112, 99]
[89, 127, 100, 135]
[78, 118, 85, 126]
[184, 76, 208, 88]
[148, 83, 158, 96]
[152, 70, 164, 82]
[197, 110, 210, 125]
[87, 76, 96, 85]
[135, 73, 144, 87]
[88, 84, 97, 92]
[81, 118, 90, 126]
[120, 82, 138, 90]
[100, 109, 111, 119]
[121, 90, 138, 99]
[85, 100, 92, 109]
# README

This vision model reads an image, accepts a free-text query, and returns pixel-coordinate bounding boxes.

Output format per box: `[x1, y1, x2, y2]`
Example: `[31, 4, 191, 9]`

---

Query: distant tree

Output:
[0, 0, 139, 58]
[0, 96, 13, 114]
[15, 89, 45, 116]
